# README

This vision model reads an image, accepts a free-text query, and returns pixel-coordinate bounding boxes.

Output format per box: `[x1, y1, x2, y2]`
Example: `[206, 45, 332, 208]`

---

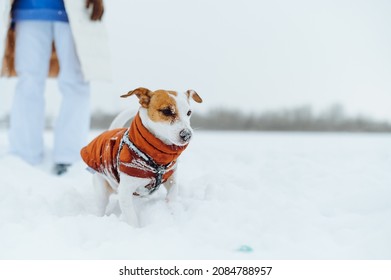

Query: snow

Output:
[0, 130, 390, 259]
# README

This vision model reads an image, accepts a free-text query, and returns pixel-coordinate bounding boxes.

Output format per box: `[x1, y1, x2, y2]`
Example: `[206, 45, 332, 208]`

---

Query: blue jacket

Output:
[12, 0, 69, 22]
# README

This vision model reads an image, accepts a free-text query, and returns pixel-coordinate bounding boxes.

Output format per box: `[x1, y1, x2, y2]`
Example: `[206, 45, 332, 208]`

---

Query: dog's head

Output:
[121, 87, 203, 146]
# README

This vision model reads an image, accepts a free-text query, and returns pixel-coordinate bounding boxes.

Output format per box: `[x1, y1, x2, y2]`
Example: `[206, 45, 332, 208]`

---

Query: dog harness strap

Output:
[119, 129, 174, 194]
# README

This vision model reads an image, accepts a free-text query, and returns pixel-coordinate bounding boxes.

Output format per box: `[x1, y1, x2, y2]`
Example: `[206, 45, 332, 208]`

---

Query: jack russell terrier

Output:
[80, 87, 202, 226]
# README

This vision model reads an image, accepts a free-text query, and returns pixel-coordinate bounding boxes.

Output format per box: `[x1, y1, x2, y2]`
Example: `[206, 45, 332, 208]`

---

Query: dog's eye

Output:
[161, 108, 174, 117]
[187, 110, 192, 116]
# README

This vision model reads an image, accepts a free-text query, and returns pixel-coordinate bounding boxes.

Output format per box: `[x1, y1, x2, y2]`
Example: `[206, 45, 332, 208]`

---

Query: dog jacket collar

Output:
[80, 113, 187, 194]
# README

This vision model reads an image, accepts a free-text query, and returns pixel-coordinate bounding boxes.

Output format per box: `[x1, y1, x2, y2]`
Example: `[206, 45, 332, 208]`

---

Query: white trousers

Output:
[9, 21, 90, 165]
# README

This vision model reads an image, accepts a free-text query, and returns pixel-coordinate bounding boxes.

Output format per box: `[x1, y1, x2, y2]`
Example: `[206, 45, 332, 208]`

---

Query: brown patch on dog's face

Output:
[147, 90, 179, 123]
[121, 88, 199, 129]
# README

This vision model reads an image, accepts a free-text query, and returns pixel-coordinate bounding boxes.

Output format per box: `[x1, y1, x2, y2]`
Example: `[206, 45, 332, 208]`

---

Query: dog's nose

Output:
[179, 129, 192, 142]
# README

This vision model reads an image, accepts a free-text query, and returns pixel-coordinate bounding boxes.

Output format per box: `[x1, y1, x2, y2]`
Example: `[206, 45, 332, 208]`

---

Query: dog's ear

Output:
[121, 87, 152, 108]
[186, 90, 203, 103]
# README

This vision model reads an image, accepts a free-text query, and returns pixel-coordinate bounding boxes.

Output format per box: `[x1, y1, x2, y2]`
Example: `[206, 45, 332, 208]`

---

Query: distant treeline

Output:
[191, 105, 391, 132]
[1, 104, 391, 132]
[89, 104, 391, 132]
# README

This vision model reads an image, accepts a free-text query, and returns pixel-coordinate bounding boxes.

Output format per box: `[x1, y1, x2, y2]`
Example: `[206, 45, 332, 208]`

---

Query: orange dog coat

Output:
[80, 113, 187, 193]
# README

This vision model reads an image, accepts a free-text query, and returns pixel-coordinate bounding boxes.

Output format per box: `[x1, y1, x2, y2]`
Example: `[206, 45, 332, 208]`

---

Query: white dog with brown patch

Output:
[81, 87, 202, 227]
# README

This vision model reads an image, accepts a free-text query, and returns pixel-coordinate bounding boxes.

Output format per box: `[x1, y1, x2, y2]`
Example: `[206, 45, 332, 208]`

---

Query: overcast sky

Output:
[1, 0, 391, 121]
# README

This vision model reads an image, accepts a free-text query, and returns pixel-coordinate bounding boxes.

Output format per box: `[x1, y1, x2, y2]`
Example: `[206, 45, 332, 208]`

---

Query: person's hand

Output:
[86, 0, 104, 21]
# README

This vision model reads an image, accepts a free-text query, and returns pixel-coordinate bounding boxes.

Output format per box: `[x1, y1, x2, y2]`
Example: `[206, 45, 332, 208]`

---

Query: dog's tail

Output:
[109, 108, 137, 130]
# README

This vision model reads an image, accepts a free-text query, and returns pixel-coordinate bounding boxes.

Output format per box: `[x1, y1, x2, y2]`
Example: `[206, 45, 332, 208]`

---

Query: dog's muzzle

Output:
[179, 129, 192, 142]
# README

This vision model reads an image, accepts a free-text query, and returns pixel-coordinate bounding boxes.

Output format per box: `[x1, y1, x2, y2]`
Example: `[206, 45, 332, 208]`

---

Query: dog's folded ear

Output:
[121, 87, 152, 108]
[186, 90, 203, 103]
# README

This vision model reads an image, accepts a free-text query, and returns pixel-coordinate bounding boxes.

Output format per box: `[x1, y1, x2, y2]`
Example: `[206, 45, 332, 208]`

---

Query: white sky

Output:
[1, 0, 391, 121]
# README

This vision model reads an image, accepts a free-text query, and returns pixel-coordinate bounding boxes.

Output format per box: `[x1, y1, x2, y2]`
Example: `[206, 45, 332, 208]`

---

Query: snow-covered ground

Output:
[0, 130, 390, 259]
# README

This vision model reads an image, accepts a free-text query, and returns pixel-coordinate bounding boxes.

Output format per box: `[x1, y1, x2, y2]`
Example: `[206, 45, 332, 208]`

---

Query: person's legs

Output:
[9, 21, 53, 165]
[53, 22, 90, 167]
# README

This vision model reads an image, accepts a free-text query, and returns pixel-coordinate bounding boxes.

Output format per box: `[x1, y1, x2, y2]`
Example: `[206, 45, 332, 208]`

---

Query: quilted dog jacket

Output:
[80, 113, 187, 189]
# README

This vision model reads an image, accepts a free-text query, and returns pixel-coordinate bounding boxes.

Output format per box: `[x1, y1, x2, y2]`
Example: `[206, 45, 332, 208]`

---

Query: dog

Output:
[80, 87, 202, 226]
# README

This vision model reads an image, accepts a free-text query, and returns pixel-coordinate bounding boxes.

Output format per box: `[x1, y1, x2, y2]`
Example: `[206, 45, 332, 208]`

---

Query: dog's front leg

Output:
[118, 173, 143, 227]
[164, 167, 179, 202]
[92, 173, 113, 216]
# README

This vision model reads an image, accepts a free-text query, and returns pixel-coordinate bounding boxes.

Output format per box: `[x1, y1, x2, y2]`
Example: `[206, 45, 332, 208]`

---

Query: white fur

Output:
[92, 91, 195, 227]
